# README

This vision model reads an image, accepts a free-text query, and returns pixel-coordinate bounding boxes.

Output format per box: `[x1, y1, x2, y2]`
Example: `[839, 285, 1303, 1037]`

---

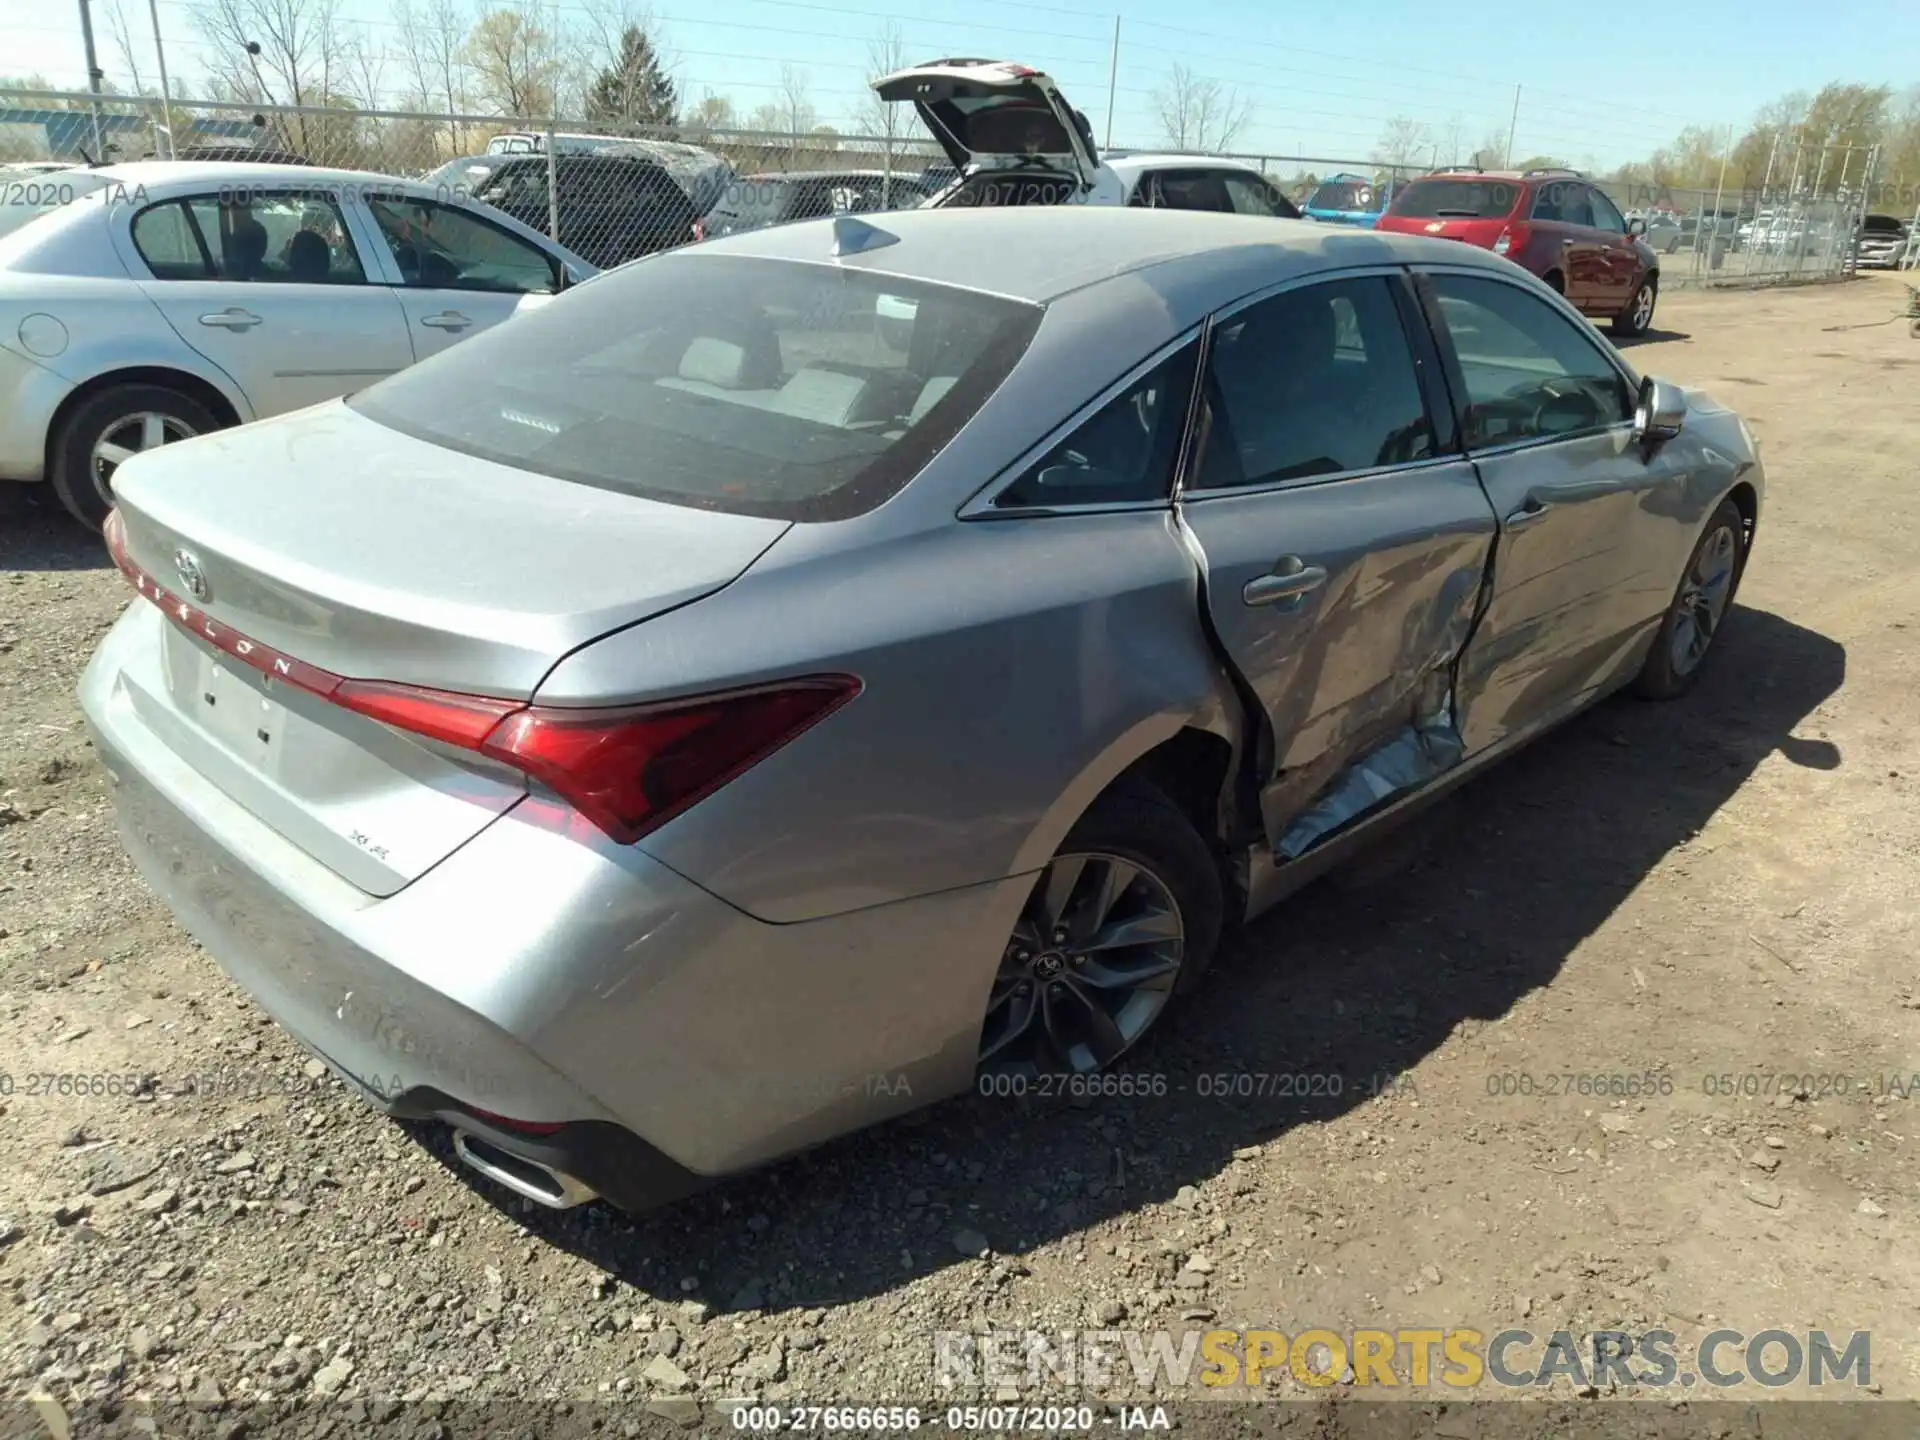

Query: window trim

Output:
[1410, 264, 1642, 459]
[1174, 264, 1460, 502]
[363, 192, 563, 295]
[957, 326, 1207, 520]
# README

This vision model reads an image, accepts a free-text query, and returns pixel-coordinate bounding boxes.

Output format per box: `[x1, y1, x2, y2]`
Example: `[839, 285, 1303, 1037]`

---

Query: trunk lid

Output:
[1379, 175, 1523, 248]
[872, 60, 1100, 191]
[106, 401, 790, 896]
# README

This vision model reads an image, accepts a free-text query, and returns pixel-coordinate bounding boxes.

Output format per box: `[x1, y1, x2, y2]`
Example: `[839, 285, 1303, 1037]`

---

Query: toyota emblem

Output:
[173, 548, 209, 601]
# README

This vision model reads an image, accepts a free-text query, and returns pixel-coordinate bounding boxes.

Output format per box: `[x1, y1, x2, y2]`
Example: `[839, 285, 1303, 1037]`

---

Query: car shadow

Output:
[1614, 325, 1691, 347]
[0, 491, 110, 573]
[414, 604, 1845, 1314]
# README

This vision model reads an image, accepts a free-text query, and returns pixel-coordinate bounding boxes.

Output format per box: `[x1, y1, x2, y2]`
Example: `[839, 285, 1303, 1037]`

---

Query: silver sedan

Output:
[80, 207, 1762, 1213]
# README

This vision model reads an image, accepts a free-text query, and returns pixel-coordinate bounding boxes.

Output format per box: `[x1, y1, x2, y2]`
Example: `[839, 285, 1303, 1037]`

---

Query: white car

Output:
[0, 161, 595, 528]
[871, 60, 1300, 219]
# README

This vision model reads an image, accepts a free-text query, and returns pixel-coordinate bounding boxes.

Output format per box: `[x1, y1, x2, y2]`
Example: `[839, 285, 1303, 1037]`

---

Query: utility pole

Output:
[147, 0, 174, 157]
[75, 0, 108, 160]
[1103, 15, 1120, 151]
[1504, 84, 1521, 169]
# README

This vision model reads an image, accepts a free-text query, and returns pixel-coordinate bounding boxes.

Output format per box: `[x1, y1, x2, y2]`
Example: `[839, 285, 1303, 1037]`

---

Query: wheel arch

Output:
[42, 364, 247, 478]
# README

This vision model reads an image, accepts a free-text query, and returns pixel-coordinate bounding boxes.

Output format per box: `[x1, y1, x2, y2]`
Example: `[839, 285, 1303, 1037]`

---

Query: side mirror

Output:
[1634, 376, 1686, 445]
[1626, 216, 1647, 237]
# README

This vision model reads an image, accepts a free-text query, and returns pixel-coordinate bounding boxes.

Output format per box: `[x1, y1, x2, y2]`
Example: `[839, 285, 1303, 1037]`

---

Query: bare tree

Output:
[775, 63, 815, 157]
[1372, 115, 1433, 169]
[1469, 127, 1507, 168]
[102, 0, 147, 93]
[858, 21, 908, 150]
[1151, 63, 1251, 152]
[679, 89, 735, 146]
[192, 0, 345, 150]
[464, 4, 560, 118]
[340, 31, 387, 109]
[396, 0, 471, 152]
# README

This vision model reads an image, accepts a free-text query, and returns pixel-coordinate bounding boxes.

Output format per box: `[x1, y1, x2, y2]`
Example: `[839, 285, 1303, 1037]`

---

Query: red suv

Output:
[1376, 168, 1660, 338]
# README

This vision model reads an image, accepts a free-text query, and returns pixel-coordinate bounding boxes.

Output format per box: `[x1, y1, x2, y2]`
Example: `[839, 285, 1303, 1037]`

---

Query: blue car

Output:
[1302, 172, 1394, 227]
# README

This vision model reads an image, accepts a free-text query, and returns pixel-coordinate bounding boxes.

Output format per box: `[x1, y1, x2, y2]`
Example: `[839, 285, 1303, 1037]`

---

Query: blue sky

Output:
[3, 0, 1914, 169]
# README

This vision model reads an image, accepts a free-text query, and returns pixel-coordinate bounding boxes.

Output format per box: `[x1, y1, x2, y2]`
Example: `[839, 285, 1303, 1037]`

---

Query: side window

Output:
[1588, 187, 1626, 233]
[366, 196, 558, 294]
[1529, 182, 1564, 222]
[1559, 186, 1594, 227]
[1222, 172, 1295, 219]
[156, 195, 365, 284]
[1426, 273, 1633, 447]
[993, 342, 1198, 509]
[130, 201, 210, 279]
[1196, 275, 1437, 489]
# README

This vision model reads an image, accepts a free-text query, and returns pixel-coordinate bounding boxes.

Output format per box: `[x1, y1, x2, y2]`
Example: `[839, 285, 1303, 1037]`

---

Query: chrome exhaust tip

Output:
[451, 1128, 598, 1209]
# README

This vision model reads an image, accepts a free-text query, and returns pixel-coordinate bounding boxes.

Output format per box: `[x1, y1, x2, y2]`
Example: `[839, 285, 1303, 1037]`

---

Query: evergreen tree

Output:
[586, 26, 677, 130]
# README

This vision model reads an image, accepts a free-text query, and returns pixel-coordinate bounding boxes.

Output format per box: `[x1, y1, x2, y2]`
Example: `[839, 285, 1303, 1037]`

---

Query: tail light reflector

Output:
[104, 508, 860, 845]
[692, 217, 705, 241]
[1492, 223, 1527, 257]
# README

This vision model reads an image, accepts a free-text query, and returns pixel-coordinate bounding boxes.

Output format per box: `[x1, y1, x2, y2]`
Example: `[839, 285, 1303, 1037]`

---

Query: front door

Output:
[1175, 270, 1499, 859]
[359, 194, 563, 362]
[125, 190, 412, 417]
[1417, 268, 1672, 751]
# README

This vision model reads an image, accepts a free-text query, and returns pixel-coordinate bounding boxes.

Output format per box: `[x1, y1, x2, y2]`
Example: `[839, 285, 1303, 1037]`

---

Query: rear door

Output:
[360, 193, 562, 362]
[1529, 179, 1603, 304]
[124, 190, 413, 417]
[1583, 186, 1641, 309]
[1176, 269, 1498, 860]
[1416, 268, 1679, 751]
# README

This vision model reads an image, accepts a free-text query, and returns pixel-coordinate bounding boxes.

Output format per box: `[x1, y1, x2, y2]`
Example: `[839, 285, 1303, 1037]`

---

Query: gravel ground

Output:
[1, 273, 1917, 1432]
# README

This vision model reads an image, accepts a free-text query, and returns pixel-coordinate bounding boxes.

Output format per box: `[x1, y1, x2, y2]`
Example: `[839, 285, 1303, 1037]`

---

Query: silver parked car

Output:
[0, 162, 595, 528]
[81, 208, 1763, 1214]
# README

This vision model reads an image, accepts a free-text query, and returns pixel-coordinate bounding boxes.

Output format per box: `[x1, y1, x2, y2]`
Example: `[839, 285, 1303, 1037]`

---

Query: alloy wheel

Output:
[979, 851, 1186, 1074]
[89, 412, 198, 509]
[1632, 282, 1656, 331]
[1669, 522, 1739, 676]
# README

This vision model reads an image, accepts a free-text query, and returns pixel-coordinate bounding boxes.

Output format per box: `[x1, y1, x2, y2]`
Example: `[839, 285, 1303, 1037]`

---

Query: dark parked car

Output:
[695, 170, 936, 240]
[1377, 168, 1662, 337]
[470, 153, 713, 268]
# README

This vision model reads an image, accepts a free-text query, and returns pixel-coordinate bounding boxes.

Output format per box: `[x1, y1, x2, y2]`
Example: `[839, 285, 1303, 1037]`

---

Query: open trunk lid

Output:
[872, 60, 1100, 191]
[105, 401, 789, 895]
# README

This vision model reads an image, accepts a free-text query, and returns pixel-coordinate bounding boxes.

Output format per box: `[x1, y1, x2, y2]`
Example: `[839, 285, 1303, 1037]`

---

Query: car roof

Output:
[91, 160, 436, 190]
[1105, 153, 1270, 177]
[741, 170, 925, 182]
[686, 204, 1520, 306]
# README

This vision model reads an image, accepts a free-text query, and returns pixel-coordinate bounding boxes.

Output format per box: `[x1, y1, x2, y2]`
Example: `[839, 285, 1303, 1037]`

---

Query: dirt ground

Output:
[1, 272, 1917, 1429]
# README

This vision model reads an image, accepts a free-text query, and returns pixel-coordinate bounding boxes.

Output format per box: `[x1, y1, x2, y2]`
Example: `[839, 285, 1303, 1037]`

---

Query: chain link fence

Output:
[1, 89, 1907, 285]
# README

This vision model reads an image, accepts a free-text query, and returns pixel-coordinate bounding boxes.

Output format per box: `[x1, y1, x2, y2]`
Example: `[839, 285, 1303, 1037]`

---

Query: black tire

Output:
[1633, 498, 1747, 701]
[1541, 269, 1565, 295]
[50, 383, 220, 532]
[977, 782, 1224, 1076]
[1613, 275, 1658, 338]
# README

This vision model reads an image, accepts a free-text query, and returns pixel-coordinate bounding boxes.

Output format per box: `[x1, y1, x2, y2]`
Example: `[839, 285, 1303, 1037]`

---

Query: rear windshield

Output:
[346, 252, 1043, 522]
[1389, 178, 1519, 219]
[1307, 179, 1376, 212]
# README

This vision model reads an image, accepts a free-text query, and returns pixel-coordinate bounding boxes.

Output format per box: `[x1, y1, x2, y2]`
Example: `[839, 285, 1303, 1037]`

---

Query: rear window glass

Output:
[346, 252, 1043, 522]
[1307, 178, 1377, 212]
[1389, 178, 1519, 219]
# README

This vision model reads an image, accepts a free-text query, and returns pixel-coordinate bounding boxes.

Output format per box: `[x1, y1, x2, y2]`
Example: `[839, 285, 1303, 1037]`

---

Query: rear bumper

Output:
[81, 603, 1029, 1206]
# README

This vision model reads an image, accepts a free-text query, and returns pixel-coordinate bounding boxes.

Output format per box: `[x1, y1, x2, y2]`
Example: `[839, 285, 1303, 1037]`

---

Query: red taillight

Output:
[466, 1107, 566, 1136]
[692, 217, 705, 241]
[106, 511, 860, 845]
[1493, 222, 1528, 256]
[478, 679, 859, 844]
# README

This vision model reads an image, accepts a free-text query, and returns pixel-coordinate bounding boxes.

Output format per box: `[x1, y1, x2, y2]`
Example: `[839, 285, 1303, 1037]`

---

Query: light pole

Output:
[75, 0, 109, 160]
[147, 0, 174, 157]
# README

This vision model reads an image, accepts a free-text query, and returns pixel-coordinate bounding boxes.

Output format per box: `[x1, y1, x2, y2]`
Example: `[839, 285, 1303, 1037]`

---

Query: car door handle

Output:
[1242, 561, 1328, 608]
[198, 308, 261, 331]
[1504, 499, 1555, 530]
[419, 311, 471, 330]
